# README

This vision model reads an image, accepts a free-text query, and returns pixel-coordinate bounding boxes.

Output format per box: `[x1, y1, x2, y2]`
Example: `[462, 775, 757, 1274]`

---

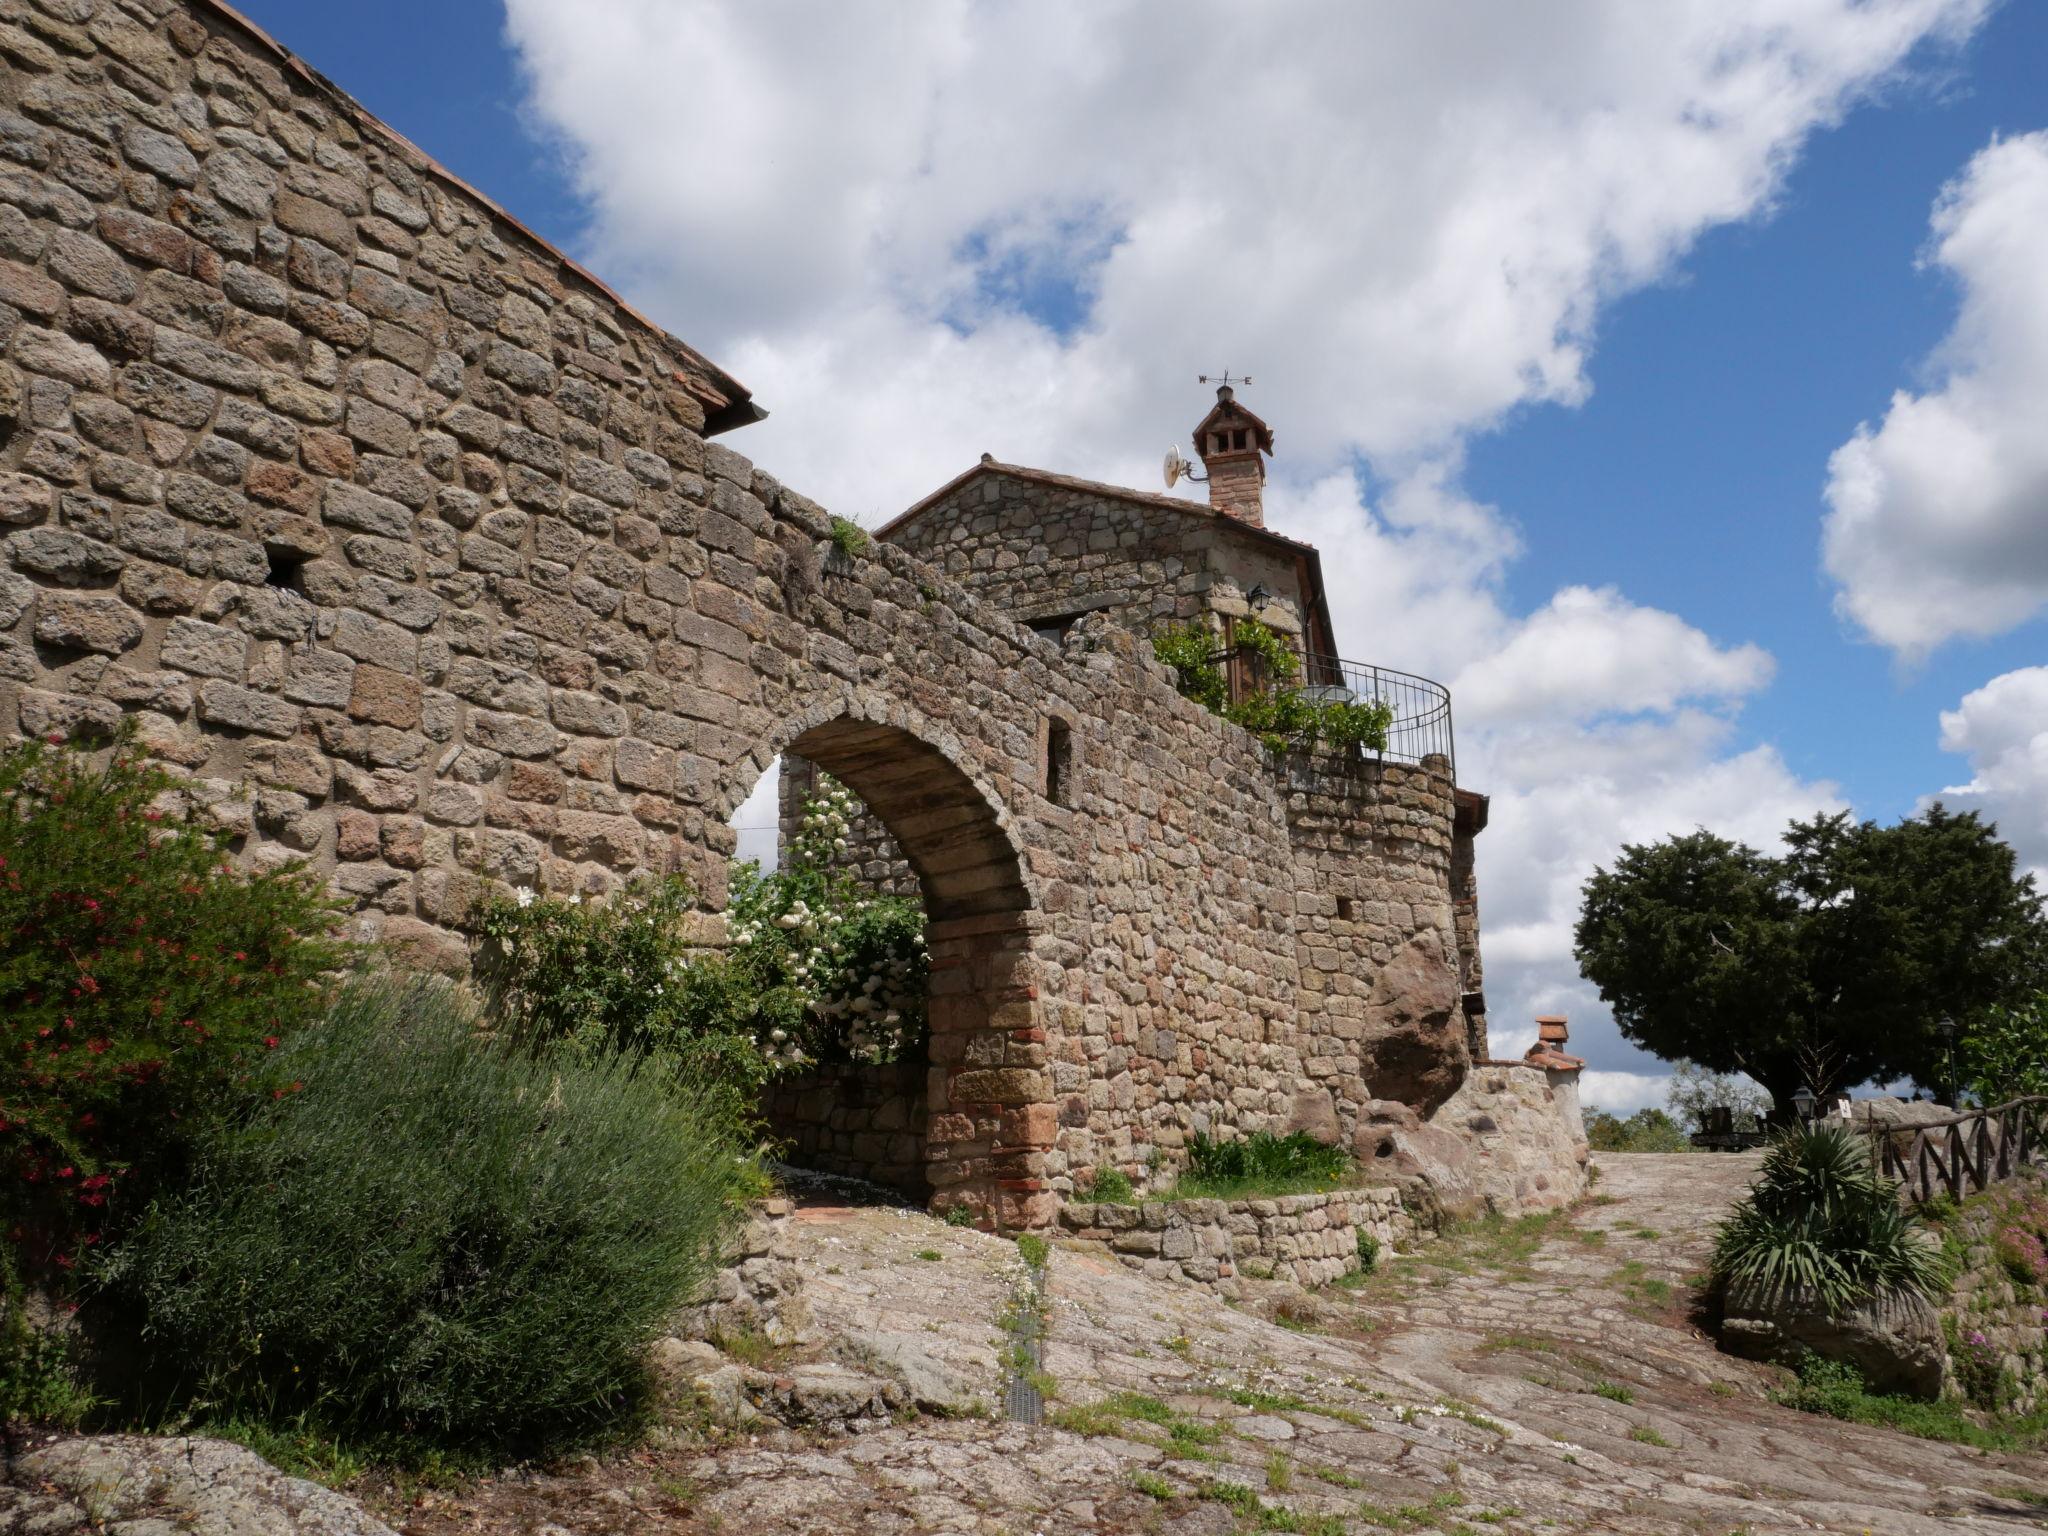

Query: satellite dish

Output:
[1164, 445, 1186, 489]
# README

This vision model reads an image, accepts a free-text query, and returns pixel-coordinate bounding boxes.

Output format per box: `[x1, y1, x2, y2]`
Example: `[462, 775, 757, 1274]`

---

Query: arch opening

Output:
[723, 712, 1047, 1229]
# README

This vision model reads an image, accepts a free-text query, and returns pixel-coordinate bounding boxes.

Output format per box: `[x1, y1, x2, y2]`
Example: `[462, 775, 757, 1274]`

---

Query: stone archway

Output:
[736, 704, 1052, 1229]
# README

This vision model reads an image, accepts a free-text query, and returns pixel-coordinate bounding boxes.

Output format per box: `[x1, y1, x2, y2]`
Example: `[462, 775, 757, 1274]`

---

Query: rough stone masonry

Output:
[0, 0, 1582, 1228]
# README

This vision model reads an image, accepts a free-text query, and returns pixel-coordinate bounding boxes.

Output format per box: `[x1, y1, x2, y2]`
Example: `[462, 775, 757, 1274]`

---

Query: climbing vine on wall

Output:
[1151, 618, 1393, 755]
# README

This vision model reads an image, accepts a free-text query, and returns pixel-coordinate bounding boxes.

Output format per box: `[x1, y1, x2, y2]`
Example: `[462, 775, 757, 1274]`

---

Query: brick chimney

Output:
[1192, 384, 1273, 526]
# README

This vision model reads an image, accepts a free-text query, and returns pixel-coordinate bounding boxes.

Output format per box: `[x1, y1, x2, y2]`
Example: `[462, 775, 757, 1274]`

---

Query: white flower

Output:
[514, 886, 536, 908]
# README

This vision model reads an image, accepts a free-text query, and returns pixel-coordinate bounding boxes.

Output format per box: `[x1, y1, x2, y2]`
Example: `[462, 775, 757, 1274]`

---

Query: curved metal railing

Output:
[1221, 647, 1455, 777]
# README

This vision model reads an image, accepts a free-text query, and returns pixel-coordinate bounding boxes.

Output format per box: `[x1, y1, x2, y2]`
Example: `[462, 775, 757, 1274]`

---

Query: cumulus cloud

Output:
[505, 0, 1971, 1085]
[1824, 131, 2048, 658]
[1929, 666, 2048, 885]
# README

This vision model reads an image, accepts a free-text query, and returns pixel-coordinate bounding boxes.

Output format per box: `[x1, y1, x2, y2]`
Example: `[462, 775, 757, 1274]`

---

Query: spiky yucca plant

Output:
[1712, 1123, 1949, 1313]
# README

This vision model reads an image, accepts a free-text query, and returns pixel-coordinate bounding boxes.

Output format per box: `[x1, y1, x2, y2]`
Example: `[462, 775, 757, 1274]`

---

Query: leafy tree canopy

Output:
[1574, 806, 2045, 1114]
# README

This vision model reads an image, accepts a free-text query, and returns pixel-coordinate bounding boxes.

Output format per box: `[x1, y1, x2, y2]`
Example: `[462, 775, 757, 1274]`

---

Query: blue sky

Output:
[237, 1, 2048, 1108]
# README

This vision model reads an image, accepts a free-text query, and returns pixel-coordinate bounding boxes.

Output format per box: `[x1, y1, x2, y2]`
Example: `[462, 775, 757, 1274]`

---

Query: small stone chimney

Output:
[1192, 384, 1273, 526]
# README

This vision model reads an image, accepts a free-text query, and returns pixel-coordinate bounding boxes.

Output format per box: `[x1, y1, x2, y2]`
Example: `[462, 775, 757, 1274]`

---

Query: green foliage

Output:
[1151, 621, 1228, 711]
[1165, 1130, 1352, 1200]
[1575, 807, 2048, 1108]
[1774, 1353, 2048, 1450]
[1, 1251, 95, 1427]
[1079, 1166, 1135, 1204]
[95, 975, 746, 1457]
[1961, 996, 2048, 1104]
[1151, 618, 1394, 755]
[1711, 1124, 1950, 1312]
[1584, 1107, 1691, 1153]
[1014, 1232, 1050, 1270]
[1356, 1229, 1381, 1273]
[473, 776, 928, 1122]
[827, 515, 870, 559]
[0, 731, 346, 1278]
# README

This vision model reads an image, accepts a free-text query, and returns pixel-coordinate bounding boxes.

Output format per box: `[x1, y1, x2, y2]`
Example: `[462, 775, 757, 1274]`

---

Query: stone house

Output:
[0, 0, 1580, 1228]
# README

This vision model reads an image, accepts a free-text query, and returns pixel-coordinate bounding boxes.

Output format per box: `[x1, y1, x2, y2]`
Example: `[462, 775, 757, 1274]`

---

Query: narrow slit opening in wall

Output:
[263, 548, 308, 596]
[1045, 719, 1071, 807]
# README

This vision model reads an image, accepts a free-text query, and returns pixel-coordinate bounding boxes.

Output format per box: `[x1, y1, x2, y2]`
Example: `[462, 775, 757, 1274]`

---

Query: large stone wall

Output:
[1282, 757, 1471, 1137]
[0, 0, 1535, 1228]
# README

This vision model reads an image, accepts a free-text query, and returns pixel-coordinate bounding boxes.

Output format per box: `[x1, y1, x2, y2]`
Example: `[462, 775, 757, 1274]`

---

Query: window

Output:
[1233, 429, 1248, 450]
[1045, 718, 1072, 806]
[1027, 611, 1088, 643]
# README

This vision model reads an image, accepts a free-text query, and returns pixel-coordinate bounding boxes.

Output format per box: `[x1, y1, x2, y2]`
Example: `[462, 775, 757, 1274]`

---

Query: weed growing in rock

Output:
[1078, 1166, 1135, 1204]
[1130, 1470, 1174, 1499]
[1161, 1130, 1352, 1201]
[1629, 1424, 1673, 1447]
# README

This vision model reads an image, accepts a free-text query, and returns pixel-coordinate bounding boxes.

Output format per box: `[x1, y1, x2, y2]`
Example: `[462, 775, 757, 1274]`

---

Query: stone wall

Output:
[777, 749, 916, 897]
[0, 0, 1567, 1229]
[1056, 1186, 1412, 1292]
[1939, 1173, 2048, 1414]
[761, 1059, 928, 1198]
[1282, 755, 1470, 1136]
[1434, 1063, 1589, 1216]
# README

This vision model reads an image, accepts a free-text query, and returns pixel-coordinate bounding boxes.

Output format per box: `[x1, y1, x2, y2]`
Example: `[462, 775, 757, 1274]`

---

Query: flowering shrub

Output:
[1151, 618, 1393, 755]
[97, 975, 744, 1456]
[1990, 1188, 2048, 1289]
[0, 732, 344, 1280]
[473, 776, 928, 1111]
[730, 777, 928, 1065]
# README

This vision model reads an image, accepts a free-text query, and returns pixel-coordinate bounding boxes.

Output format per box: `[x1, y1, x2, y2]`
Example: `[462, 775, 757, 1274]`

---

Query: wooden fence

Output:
[1865, 1095, 2048, 1204]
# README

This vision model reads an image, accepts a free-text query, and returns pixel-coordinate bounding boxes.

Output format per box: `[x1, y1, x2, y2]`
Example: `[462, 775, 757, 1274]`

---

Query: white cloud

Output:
[1929, 665, 2048, 885]
[1824, 131, 2048, 658]
[506, 0, 1972, 1080]
[1579, 1071, 1676, 1117]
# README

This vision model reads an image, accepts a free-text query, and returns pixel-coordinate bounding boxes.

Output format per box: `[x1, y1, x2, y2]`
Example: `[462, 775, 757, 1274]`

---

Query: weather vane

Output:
[1198, 370, 1252, 389]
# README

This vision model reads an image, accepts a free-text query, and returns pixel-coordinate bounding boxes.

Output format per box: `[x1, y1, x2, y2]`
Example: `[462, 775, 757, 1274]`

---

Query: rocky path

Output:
[362, 1156, 2045, 1533]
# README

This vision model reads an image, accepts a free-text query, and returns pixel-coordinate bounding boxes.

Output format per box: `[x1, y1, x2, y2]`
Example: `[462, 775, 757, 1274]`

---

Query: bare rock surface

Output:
[348, 1154, 2048, 1533]
[1, 1435, 397, 1536]
[13, 1157, 2044, 1533]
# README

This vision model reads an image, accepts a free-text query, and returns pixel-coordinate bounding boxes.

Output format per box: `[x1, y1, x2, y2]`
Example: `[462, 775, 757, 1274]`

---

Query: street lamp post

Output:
[1791, 1086, 1817, 1123]
[1938, 1015, 1959, 1108]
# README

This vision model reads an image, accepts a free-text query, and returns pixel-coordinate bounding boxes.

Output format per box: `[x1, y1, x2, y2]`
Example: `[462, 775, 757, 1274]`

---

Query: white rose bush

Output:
[473, 776, 929, 1127]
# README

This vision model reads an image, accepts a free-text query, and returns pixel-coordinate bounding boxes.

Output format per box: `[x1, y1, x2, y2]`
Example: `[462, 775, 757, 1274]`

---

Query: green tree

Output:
[1574, 806, 2045, 1116]
[1960, 995, 2048, 1104]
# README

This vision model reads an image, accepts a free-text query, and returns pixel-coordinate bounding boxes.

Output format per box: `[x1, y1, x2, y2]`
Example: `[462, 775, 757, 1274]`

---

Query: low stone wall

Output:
[1056, 1186, 1412, 1291]
[1939, 1173, 2048, 1414]
[762, 1060, 928, 1198]
[671, 1195, 806, 1348]
[1429, 1062, 1588, 1216]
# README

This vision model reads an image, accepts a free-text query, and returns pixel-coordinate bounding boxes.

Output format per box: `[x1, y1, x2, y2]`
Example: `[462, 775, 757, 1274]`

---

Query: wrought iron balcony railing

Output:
[1223, 648, 1455, 778]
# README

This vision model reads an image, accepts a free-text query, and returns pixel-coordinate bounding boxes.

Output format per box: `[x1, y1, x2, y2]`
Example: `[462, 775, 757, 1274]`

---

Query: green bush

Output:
[2, 1250, 95, 1428]
[1151, 618, 1392, 755]
[1356, 1230, 1381, 1273]
[473, 777, 927, 1123]
[1962, 996, 2048, 1103]
[1585, 1108, 1692, 1153]
[1080, 1167, 1135, 1204]
[96, 976, 745, 1457]
[0, 732, 344, 1278]
[1169, 1131, 1352, 1200]
[1711, 1123, 1948, 1312]
[1774, 1352, 2048, 1450]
